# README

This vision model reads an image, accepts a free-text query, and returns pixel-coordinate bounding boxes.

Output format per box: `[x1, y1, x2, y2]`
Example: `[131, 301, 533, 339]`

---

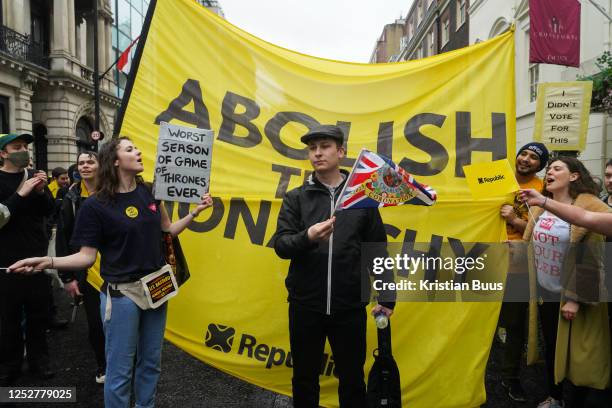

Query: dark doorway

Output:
[76, 116, 96, 152]
[33, 123, 48, 172]
[0, 95, 9, 134]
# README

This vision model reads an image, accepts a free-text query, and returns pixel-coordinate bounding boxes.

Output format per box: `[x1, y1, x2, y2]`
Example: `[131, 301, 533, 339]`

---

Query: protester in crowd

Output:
[497, 142, 548, 402]
[48, 167, 70, 199]
[272, 125, 395, 408]
[0, 133, 56, 385]
[522, 157, 610, 408]
[66, 163, 79, 188]
[8, 136, 213, 408]
[55, 151, 106, 384]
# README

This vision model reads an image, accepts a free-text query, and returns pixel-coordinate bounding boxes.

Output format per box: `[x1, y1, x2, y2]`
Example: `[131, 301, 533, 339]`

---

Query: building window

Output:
[113, 0, 148, 98]
[32, 124, 47, 172]
[529, 63, 539, 102]
[417, 1, 423, 25]
[456, 0, 467, 29]
[0, 96, 9, 134]
[429, 31, 435, 56]
[442, 18, 450, 46]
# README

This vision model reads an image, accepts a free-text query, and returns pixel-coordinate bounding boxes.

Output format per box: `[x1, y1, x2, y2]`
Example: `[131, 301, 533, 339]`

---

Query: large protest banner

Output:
[115, 1, 515, 406]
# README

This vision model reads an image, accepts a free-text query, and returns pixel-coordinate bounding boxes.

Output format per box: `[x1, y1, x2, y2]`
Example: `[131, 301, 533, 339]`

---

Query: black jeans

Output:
[81, 280, 106, 370]
[0, 273, 50, 373]
[499, 302, 528, 380]
[288, 304, 367, 408]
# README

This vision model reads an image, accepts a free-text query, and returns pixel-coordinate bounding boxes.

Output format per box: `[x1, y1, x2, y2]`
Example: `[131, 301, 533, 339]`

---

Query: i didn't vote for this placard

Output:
[154, 121, 214, 203]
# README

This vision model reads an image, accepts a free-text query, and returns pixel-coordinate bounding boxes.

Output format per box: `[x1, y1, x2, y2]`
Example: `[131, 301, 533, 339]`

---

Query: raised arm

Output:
[161, 193, 213, 236]
[520, 188, 612, 236]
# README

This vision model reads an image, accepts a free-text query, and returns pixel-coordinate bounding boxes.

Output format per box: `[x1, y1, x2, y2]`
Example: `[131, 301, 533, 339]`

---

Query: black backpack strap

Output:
[377, 322, 392, 357]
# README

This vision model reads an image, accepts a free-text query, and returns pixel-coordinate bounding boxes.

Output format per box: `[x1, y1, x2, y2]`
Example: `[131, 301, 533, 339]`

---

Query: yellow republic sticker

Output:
[125, 206, 139, 218]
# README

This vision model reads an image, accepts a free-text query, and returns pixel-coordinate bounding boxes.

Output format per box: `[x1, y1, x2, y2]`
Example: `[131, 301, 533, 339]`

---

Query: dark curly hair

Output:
[544, 156, 599, 198]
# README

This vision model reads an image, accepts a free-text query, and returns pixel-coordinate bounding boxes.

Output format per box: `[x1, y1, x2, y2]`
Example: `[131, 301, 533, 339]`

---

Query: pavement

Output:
[4, 287, 588, 407]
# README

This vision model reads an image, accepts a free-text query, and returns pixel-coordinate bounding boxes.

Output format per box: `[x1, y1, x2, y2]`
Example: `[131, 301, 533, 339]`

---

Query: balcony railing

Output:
[0, 25, 49, 69]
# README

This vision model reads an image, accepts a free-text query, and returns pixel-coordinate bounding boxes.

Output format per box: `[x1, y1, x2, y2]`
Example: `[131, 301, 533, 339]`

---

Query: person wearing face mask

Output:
[0, 133, 56, 385]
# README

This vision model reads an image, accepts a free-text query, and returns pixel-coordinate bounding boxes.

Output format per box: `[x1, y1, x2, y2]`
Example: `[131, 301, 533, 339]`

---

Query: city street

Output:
[7, 287, 556, 408]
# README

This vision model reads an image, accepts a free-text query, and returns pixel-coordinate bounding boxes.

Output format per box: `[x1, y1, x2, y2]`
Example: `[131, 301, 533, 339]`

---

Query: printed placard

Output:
[534, 81, 593, 152]
[141, 265, 179, 309]
[463, 159, 519, 199]
[154, 121, 214, 203]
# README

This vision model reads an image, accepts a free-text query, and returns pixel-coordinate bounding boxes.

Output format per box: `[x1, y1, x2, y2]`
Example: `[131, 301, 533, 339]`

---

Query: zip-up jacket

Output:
[0, 168, 55, 267]
[55, 183, 87, 283]
[273, 170, 396, 314]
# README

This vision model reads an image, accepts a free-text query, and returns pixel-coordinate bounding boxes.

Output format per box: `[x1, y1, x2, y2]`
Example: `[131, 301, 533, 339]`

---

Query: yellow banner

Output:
[116, 1, 516, 406]
[463, 159, 519, 199]
[534, 81, 593, 152]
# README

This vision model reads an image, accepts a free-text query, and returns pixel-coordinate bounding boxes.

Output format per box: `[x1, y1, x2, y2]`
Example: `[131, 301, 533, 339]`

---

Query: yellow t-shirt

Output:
[78, 181, 104, 290]
[506, 176, 543, 240]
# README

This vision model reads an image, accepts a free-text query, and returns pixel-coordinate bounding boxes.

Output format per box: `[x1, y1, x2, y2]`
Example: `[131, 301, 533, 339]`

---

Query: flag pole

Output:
[584, 0, 612, 22]
[93, 0, 100, 151]
[333, 148, 366, 214]
[99, 36, 140, 81]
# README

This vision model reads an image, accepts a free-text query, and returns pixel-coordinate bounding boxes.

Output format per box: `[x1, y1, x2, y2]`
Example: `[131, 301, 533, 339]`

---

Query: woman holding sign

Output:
[8, 137, 213, 408]
[522, 157, 610, 408]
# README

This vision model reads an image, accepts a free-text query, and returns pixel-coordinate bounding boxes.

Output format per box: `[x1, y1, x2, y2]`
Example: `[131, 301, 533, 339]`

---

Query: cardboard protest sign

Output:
[534, 81, 592, 152]
[154, 121, 214, 203]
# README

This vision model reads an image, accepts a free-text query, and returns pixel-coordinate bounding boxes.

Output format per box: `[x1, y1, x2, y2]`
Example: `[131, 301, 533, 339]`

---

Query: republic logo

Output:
[477, 174, 504, 184]
[204, 323, 235, 353]
[204, 323, 338, 377]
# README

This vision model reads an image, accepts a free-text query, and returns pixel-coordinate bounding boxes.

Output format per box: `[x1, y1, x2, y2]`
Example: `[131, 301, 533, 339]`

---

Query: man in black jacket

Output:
[0, 133, 55, 385]
[273, 125, 395, 407]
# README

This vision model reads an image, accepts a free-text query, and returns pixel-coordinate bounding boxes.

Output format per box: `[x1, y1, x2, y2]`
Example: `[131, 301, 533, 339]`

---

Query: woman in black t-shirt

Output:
[9, 137, 213, 408]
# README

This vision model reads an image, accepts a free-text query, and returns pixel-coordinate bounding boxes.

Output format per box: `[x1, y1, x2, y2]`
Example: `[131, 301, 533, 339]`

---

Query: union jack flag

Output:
[335, 149, 437, 211]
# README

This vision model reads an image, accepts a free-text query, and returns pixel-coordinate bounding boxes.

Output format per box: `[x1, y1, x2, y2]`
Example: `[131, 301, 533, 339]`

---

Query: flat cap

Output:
[300, 124, 344, 145]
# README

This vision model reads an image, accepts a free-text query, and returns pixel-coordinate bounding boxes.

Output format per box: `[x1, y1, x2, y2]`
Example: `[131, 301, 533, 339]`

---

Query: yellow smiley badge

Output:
[125, 206, 139, 218]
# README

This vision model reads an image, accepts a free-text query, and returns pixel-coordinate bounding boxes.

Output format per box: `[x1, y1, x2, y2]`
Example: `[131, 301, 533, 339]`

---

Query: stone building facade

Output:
[469, 0, 612, 177]
[369, 0, 470, 63]
[0, 0, 120, 172]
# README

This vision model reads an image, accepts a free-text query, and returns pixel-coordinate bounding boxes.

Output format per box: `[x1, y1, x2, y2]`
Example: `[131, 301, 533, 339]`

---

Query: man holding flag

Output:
[272, 124, 395, 407]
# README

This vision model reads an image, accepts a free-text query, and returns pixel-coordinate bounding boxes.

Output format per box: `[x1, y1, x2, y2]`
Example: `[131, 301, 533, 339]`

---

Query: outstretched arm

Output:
[520, 189, 612, 236]
[8, 246, 98, 274]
